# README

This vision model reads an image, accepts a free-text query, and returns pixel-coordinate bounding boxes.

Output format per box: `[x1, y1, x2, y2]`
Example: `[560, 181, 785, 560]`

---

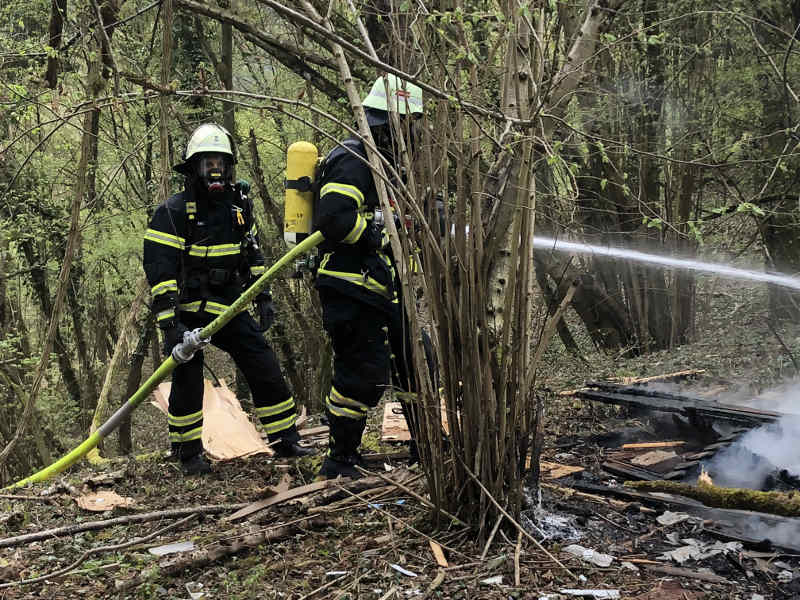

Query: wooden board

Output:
[224, 480, 333, 522]
[622, 441, 686, 450]
[380, 401, 451, 442]
[152, 379, 272, 460]
[630, 450, 677, 467]
[539, 461, 585, 479]
[298, 426, 329, 438]
[559, 369, 706, 396]
[381, 402, 411, 442]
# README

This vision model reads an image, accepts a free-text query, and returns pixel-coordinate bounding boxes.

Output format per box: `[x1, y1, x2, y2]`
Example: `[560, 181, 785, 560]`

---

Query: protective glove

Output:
[255, 292, 276, 332]
[358, 221, 384, 253]
[161, 321, 189, 357]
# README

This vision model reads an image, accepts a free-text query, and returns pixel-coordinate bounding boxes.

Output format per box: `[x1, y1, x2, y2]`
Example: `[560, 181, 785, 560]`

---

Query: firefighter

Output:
[143, 123, 312, 476]
[314, 75, 429, 479]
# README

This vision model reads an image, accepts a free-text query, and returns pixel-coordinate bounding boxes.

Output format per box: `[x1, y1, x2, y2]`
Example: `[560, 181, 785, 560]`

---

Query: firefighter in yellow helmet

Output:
[314, 75, 432, 479]
[143, 123, 312, 475]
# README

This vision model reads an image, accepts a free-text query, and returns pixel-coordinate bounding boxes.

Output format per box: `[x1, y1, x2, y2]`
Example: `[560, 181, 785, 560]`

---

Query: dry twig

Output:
[0, 503, 246, 549]
[457, 458, 577, 579]
[0, 514, 198, 588]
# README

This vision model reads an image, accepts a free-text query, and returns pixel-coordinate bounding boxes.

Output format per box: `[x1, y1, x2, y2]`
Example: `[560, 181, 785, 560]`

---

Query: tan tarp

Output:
[151, 379, 273, 460]
[75, 490, 135, 512]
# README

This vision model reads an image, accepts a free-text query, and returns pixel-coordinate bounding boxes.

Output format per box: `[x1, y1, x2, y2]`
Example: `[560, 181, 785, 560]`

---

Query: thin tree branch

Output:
[0, 504, 246, 549]
[0, 514, 198, 588]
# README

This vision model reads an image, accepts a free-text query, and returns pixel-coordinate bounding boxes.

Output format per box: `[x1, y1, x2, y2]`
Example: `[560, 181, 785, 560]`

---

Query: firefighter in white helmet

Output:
[313, 75, 433, 479]
[143, 123, 312, 475]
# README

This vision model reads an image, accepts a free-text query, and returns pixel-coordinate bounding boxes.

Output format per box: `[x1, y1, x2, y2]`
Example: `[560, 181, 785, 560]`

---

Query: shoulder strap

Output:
[324, 138, 364, 166]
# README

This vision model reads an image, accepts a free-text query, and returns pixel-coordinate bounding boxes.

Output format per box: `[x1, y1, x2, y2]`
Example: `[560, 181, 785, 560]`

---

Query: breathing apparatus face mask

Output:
[371, 115, 423, 164]
[195, 153, 231, 193]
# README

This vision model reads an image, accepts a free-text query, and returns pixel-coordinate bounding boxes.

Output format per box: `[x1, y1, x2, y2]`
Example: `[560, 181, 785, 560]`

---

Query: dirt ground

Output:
[0, 280, 799, 599]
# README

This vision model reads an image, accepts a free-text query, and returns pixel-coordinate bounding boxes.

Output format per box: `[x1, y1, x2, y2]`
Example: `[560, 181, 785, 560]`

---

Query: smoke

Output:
[702, 382, 800, 490]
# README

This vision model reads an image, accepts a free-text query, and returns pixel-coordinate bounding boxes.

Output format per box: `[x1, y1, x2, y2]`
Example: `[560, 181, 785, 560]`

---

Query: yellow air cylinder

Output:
[284, 141, 318, 247]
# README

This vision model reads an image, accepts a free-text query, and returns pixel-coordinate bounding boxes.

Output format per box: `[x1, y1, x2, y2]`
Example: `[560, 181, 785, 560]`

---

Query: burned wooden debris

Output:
[548, 375, 800, 562]
[575, 381, 783, 426]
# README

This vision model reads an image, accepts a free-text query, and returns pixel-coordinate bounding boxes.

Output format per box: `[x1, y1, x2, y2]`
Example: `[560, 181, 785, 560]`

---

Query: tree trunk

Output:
[44, 0, 68, 88]
[119, 315, 155, 455]
[763, 198, 800, 320]
[19, 239, 82, 410]
[220, 0, 235, 135]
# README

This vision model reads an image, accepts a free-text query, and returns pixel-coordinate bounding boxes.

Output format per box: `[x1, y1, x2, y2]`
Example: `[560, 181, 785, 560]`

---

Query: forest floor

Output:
[1, 279, 799, 599]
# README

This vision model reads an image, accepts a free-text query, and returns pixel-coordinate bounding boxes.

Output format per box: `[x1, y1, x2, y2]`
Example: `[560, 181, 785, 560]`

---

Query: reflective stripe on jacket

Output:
[143, 184, 264, 321]
[314, 139, 399, 313]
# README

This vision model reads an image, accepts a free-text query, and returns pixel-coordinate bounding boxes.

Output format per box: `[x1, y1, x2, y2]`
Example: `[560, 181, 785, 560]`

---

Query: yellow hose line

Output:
[8, 231, 324, 489]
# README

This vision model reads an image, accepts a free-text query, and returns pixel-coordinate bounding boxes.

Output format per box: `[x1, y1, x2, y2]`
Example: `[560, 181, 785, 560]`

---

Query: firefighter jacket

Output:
[143, 183, 265, 326]
[314, 139, 399, 314]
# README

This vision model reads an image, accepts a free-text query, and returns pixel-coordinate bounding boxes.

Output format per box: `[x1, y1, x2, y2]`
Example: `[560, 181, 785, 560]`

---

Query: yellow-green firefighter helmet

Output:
[362, 74, 423, 126]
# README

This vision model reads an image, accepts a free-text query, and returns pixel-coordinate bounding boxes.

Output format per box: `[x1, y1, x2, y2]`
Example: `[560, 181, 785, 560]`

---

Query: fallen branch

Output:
[0, 514, 197, 588]
[626, 479, 800, 517]
[224, 480, 333, 522]
[116, 517, 329, 591]
[0, 504, 246, 549]
[0, 494, 57, 503]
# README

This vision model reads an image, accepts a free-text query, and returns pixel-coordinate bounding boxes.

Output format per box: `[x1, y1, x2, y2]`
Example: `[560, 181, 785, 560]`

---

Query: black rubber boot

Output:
[268, 426, 315, 458]
[317, 412, 367, 480]
[272, 440, 315, 458]
[181, 453, 212, 476]
[318, 452, 364, 479]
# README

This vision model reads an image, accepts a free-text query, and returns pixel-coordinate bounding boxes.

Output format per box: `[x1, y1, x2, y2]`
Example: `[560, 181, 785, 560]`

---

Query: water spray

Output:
[533, 237, 800, 291]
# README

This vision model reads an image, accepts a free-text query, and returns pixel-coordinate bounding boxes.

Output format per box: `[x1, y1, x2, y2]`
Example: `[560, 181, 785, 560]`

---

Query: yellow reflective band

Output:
[185, 201, 197, 213]
[182, 426, 203, 442]
[178, 301, 230, 315]
[151, 280, 178, 297]
[343, 214, 368, 244]
[156, 308, 176, 322]
[187, 243, 241, 258]
[168, 426, 203, 443]
[317, 267, 390, 297]
[326, 396, 367, 419]
[330, 387, 370, 412]
[317, 253, 390, 297]
[250, 265, 266, 276]
[145, 229, 185, 250]
[320, 182, 364, 207]
[204, 301, 230, 315]
[256, 397, 296, 418]
[262, 413, 296, 434]
[168, 410, 203, 426]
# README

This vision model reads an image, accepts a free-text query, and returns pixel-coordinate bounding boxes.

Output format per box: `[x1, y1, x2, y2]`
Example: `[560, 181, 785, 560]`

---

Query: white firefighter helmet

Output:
[174, 123, 235, 174]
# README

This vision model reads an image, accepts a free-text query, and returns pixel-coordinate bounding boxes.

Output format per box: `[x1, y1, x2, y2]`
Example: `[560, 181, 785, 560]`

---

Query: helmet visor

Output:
[197, 153, 231, 180]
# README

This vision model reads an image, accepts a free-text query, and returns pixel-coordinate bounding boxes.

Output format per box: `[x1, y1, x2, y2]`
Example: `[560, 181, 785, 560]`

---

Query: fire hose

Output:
[8, 231, 324, 489]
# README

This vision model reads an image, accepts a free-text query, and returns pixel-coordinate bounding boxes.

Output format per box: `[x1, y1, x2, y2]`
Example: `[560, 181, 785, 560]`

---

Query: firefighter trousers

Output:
[319, 288, 432, 459]
[167, 311, 297, 460]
